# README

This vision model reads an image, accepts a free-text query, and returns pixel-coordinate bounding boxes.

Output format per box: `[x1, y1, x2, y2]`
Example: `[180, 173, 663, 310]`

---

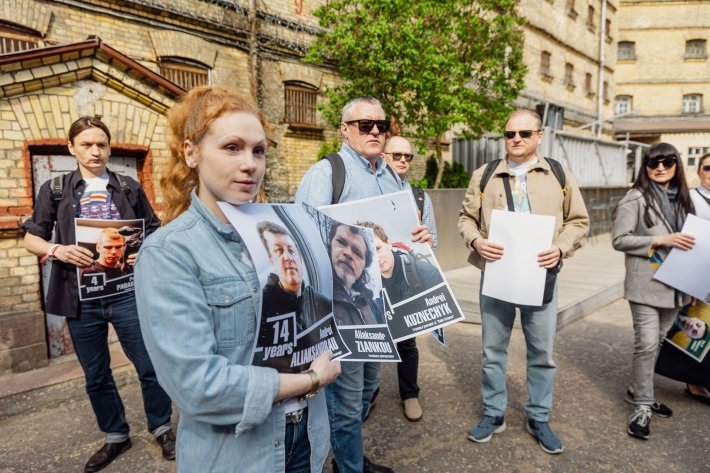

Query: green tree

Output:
[304, 0, 526, 188]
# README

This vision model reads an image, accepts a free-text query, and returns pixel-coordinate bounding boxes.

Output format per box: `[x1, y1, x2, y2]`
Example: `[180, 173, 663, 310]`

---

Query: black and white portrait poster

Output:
[75, 218, 144, 300]
[302, 206, 399, 362]
[318, 191, 465, 342]
[218, 202, 349, 373]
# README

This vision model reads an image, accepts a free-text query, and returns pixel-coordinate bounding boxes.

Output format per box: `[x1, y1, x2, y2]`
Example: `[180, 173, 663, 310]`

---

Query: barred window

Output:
[284, 82, 318, 126]
[618, 41, 636, 60]
[540, 51, 551, 77]
[615, 95, 632, 115]
[682, 94, 703, 114]
[685, 39, 706, 59]
[159, 57, 210, 90]
[0, 24, 40, 54]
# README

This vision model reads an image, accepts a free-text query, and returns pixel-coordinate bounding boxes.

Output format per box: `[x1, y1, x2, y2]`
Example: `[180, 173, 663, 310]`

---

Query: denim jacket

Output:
[134, 193, 329, 473]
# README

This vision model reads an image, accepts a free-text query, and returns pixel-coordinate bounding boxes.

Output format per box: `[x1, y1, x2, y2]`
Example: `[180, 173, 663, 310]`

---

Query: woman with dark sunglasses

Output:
[685, 152, 710, 405]
[612, 142, 696, 440]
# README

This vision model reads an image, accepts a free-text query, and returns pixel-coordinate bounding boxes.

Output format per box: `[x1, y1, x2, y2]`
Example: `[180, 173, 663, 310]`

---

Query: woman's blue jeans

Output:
[68, 292, 172, 439]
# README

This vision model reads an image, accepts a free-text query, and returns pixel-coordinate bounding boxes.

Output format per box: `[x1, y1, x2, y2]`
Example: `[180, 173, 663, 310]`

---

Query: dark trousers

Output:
[396, 338, 420, 400]
[68, 292, 172, 435]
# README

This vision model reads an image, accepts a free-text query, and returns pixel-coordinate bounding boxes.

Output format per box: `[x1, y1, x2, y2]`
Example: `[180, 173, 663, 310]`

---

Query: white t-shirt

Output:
[78, 172, 121, 220]
[506, 158, 537, 214]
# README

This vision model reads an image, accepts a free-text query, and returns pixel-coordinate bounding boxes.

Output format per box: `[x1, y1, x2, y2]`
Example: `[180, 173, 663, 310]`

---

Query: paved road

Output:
[1, 299, 709, 473]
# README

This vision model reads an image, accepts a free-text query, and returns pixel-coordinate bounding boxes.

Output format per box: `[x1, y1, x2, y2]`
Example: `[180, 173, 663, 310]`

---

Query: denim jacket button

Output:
[274, 441, 280, 447]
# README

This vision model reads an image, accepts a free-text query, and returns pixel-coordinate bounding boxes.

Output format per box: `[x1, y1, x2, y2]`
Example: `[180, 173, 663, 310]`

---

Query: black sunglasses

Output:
[387, 152, 414, 162]
[646, 157, 677, 169]
[503, 129, 540, 140]
[702, 165, 710, 172]
[345, 119, 391, 134]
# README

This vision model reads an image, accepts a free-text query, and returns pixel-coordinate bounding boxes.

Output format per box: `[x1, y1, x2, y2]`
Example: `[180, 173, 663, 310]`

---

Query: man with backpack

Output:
[296, 96, 432, 473]
[22, 117, 175, 472]
[458, 109, 588, 454]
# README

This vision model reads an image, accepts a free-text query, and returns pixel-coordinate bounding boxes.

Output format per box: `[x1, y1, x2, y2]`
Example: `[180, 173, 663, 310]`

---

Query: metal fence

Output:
[453, 127, 628, 188]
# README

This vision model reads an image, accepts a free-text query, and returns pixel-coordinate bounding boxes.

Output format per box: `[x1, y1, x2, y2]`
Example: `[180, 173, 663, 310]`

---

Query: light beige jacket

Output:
[457, 158, 589, 270]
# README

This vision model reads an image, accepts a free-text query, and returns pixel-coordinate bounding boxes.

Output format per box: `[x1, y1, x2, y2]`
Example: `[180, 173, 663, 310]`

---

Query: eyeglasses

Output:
[344, 119, 391, 134]
[701, 165, 710, 172]
[646, 157, 677, 169]
[503, 130, 540, 140]
[386, 152, 414, 162]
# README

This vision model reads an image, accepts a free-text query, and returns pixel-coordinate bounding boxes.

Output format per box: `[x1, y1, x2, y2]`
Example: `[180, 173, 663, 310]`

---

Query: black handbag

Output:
[543, 260, 562, 305]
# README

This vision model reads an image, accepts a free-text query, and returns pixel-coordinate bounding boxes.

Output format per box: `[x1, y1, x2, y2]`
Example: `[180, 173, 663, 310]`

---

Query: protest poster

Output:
[302, 205, 400, 361]
[75, 218, 144, 300]
[481, 209, 555, 306]
[218, 202, 350, 373]
[316, 190, 465, 343]
[653, 214, 710, 302]
[665, 302, 710, 362]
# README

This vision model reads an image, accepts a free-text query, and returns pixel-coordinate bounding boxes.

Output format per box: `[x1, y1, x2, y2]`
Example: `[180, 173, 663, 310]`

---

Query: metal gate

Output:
[31, 154, 138, 358]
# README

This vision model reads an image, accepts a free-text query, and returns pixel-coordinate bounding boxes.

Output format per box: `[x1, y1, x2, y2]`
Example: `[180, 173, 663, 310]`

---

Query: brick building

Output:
[0, 0, 342, 374]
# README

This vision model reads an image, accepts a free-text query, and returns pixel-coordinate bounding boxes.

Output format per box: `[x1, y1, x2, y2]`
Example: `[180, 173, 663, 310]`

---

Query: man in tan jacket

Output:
[458, 109, 588, 454]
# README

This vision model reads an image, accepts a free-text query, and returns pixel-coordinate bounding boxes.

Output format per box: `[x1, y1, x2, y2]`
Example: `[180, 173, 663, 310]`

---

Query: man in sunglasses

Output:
[296, 96, 432, 473]
[458, 109, 589, 454]
[382, 136, 438, 422]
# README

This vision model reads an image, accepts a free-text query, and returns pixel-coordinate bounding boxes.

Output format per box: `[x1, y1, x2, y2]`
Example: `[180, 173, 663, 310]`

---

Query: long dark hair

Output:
[633, 143, 694, 227]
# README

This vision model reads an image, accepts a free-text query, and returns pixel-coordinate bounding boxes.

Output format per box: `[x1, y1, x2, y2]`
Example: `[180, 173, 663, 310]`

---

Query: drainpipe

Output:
[596, 0, 607, 137]
[248, 0, 259, 104]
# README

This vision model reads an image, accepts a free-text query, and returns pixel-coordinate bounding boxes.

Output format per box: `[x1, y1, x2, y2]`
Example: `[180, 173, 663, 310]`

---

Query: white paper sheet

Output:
[481, 209, 556, 306]
[653, 213, 710, 302]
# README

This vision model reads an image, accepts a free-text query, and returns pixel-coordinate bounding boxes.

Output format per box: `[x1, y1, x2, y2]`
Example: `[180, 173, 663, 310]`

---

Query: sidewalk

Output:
[446, 233, 624, 327]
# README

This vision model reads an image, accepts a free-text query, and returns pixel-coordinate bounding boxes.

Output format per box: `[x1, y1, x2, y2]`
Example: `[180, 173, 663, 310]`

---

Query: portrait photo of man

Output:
[327, 222, 385, 326]
[80, 227, 131, 280]
[256, 220, 332, 341]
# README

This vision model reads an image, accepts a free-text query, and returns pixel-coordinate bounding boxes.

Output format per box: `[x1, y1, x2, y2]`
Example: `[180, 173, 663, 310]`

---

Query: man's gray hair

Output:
[341, 96, 383, 122]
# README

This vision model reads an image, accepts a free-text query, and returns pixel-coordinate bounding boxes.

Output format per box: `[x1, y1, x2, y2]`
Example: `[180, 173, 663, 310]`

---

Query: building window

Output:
[540, 51, 551, 77]
[284, 81, 318, 126]
[603, 81, 609, 103]
[0, 24, 40, 54]
[688, 147, 710, 167]
[615, 95, 632, 115]
[585, 73, 594, 96]
[685, 39, 707, 59]
[567, 0, 578, 18]
[682, 94, 703, 114]
[618, 41, 636, 60]
[159, 57, 210, 90]
[564, 63, 575, 87]
[605, 19, 612, 41]
[587, 5, 595, 31]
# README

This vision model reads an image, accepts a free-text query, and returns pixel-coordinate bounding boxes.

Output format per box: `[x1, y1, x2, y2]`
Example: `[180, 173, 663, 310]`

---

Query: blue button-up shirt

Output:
[135, 192, 329, 473]
[295, 143, 402, 206]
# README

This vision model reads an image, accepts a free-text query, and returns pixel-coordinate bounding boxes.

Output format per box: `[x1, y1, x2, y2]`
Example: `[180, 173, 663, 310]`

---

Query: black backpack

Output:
[324, 152, 425, 215]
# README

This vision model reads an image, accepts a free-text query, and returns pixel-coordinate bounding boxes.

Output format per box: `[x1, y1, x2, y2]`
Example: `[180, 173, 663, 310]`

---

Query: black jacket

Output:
[21, 169, 159, 317]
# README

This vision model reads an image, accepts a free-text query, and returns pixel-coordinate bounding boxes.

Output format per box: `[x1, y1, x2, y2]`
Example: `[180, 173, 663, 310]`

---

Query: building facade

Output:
[614, 0, 710, 185]
[516, 0, 617, 132]
[0, 0, 340, 374]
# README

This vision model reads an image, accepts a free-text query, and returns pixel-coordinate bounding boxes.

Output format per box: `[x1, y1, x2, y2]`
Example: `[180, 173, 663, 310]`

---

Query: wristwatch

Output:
[299, 369, 320, 401]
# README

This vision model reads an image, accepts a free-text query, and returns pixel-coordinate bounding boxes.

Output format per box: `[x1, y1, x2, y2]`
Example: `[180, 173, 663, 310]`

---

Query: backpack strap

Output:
[544, 157, 567, 195]
[478, 159, 502, 198]
[324, 153, 345, 205]
[325, 152, 399, 204]
[410, 185, 426, 215]
[51, 174, 65, 202]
